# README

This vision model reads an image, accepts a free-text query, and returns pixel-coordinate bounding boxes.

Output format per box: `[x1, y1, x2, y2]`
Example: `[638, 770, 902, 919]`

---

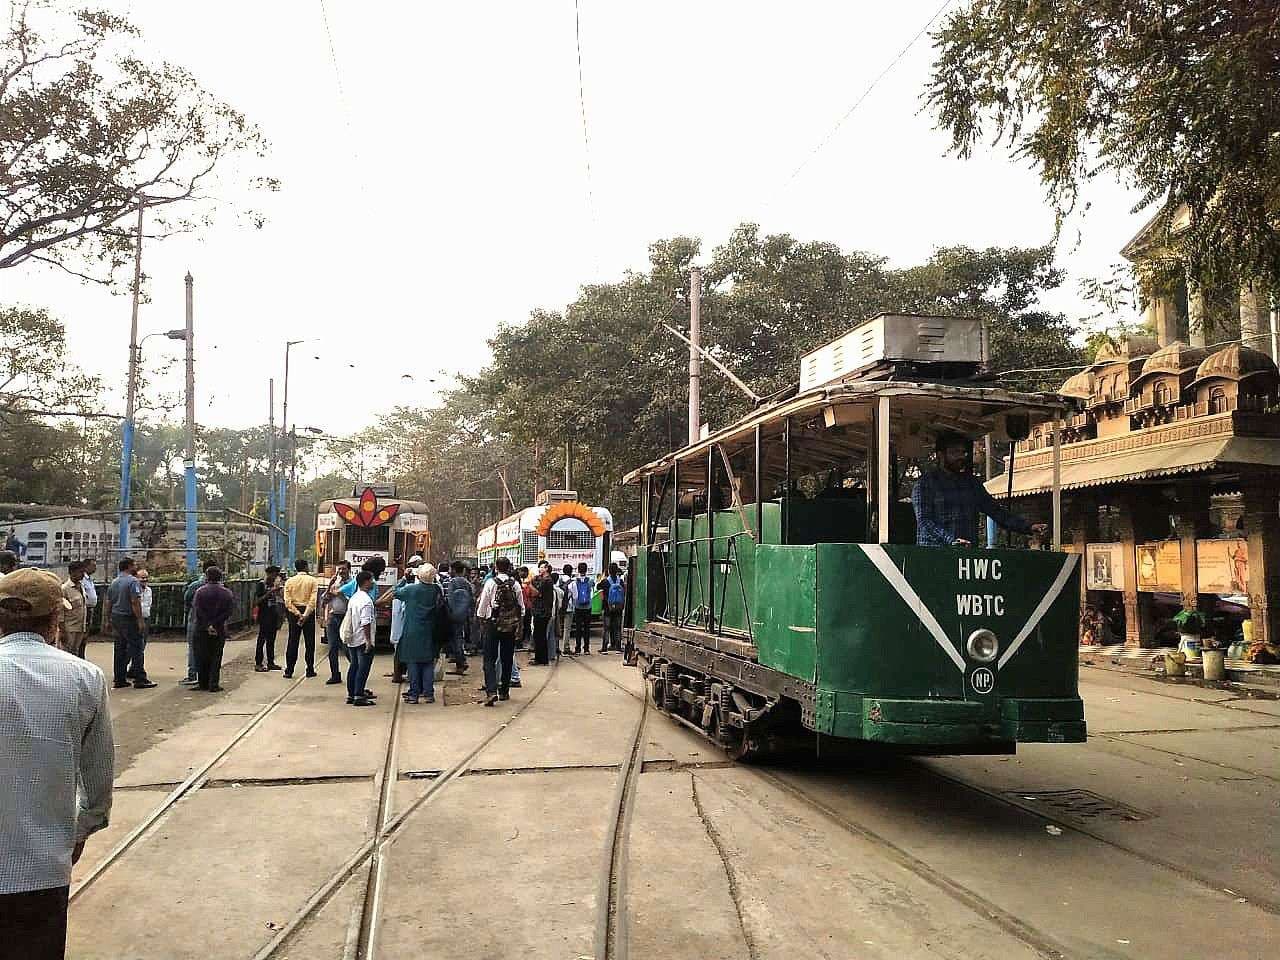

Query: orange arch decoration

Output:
[535, 501, 605, 538]
[334, 487, 400, 528]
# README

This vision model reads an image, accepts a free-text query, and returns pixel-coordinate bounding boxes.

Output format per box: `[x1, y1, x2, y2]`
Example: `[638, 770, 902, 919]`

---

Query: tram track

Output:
[69, 671, 309, 904]
[255, 656, 564, 960]
[569, 655, 1071, 960]
[584, 656, 648, 960]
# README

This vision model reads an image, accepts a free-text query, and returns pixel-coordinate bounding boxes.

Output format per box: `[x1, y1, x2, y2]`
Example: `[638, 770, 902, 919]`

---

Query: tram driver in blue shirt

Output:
[912, 432, 1047, 547]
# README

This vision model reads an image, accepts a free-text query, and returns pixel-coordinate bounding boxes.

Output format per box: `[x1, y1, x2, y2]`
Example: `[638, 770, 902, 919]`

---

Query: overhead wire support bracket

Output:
[660, 323, 761, 404]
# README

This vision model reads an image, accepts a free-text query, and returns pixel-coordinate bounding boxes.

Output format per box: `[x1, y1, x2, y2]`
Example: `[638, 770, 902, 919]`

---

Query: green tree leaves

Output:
[0, 3, 275, 285]
[376, 225, 1078, 542]
[927, 1, 1280, 290]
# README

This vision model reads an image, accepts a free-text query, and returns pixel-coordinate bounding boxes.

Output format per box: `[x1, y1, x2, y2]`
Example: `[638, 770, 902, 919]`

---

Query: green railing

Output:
[88, 579, 258, 634]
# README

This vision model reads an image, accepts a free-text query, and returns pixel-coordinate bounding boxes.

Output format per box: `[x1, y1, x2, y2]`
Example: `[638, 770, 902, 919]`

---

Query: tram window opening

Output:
[344, 525, 388, 552]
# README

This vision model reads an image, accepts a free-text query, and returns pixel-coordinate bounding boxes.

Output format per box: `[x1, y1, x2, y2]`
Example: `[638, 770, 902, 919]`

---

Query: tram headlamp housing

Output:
[966, 628, 999, 663]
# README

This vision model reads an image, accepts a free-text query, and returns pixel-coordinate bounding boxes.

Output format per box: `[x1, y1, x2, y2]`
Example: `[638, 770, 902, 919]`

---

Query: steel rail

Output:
[256, 657, 563, 960]
[583, 657, 648, 960]
[70, 669, 307, 903]
[346, 681, 405, 960]
[570, 656, 1070, 960]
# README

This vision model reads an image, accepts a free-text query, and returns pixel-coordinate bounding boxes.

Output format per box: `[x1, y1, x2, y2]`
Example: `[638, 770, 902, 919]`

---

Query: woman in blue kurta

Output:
[394, 563, 444, 703]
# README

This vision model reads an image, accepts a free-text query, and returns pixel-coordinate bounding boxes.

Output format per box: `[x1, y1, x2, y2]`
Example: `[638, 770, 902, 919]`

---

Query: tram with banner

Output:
[623, 313, 1085, 759]
[474, 490, 613, 614]
[316, 484, 429, 636]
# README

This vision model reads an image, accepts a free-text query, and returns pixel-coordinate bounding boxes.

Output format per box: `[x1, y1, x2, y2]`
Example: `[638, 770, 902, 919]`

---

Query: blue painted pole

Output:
[267, 485, 277, 562]
[119, 205, 144, 556]
[118, 419, 134, 554]
[185, 463, 198, 573]
[183, 273, 198, 575]
[278, 477, 288, 567]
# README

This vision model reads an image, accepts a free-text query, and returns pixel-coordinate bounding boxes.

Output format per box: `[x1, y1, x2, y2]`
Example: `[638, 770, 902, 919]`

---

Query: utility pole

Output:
[119, 203, 145, 554]
[564, 440, 574, 490]
[688, 265, 702, 445]
[281, 340, 306, 570]
[288, 425, 297, 565]
[183, 272, 198, 574]
[267, 379, 276, 564]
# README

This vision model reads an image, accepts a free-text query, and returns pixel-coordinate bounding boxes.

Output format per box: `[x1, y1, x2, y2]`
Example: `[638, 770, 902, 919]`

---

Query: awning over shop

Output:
[986, 436, 1280, 498]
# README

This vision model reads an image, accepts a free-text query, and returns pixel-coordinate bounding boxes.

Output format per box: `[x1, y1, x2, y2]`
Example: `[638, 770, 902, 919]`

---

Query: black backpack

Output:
[493, 578, 521, 633]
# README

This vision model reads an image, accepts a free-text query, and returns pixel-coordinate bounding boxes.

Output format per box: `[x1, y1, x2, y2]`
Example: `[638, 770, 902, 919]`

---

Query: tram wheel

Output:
[709, 709, 755, 763]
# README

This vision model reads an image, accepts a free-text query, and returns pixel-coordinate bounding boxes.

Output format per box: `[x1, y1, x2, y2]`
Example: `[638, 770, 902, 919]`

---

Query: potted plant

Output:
[1172, 608, 1206, 663]
[1199, 620, 1228, 682]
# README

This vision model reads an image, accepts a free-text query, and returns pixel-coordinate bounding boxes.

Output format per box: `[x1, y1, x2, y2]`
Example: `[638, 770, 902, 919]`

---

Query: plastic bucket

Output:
[1202, 649, 1226, 681]
[1165, 651, 1187, 677]
[1179, 634, 1202, 662]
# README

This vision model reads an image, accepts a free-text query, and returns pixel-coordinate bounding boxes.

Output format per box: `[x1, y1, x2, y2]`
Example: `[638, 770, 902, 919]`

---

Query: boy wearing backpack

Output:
[475, 556, 525, 706]
[446, 561, 472, 674]
[598, 562, 626, 653]
[569, 562, 595, 655]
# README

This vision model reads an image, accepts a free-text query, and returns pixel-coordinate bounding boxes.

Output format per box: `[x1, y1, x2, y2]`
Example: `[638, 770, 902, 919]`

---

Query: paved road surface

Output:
[67, 635, 1277, 959]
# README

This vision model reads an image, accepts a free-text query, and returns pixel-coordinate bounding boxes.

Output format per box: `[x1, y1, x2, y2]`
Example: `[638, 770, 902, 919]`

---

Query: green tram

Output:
[623, 317, 1085, 759]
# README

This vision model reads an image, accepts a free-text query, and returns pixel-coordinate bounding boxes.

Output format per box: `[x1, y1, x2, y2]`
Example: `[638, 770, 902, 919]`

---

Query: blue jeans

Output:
[345, 645, 373, 700]
[449, 620, 468, 666]
[407, 660, 434, 699]
[325, 612, 345, 680]
[111, 614, 146, 684]
[185, 615, 198, 679]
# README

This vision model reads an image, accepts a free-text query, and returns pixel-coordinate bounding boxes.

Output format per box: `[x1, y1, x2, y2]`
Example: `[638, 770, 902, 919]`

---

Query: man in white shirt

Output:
[475, 556, 525, 706]
[137, 568, 153, 639]
[0, 569, 114, 958]
[80, 559, 98, 624]
[344, 570, 377, 707]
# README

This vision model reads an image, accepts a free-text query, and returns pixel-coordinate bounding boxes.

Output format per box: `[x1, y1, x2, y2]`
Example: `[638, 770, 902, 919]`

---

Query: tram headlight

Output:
[966, 628, 999, 663]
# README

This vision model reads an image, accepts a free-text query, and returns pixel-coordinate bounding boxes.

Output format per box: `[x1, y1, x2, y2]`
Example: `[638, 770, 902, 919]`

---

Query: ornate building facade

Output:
[990, 334, 1280, 655]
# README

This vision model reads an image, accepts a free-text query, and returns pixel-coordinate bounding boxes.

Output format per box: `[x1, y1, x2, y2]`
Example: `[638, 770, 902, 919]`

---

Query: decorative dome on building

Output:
[1058, 368, 1093, 399]
[1131, 341, 1209, 386]
[1192, 344, 1279, 385]
[1088, 333, 1159, 370]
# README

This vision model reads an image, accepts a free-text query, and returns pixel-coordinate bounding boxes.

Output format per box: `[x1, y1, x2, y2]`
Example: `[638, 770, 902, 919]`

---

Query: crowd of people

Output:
[154, 553, 632, 710]
[0, 550, 631, 957]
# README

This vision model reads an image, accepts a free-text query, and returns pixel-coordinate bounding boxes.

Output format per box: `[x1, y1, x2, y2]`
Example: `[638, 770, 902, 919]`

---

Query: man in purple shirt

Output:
[192, 568, 236, 692]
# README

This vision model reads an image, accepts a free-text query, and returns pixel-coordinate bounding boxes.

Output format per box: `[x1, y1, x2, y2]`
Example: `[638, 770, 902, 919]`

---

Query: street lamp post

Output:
[295, 428, 362, 564]
[119, 205, 145, 554]
[183, 273, 197, 575]
[281, 339, 313, 568]
[120, 324, 185, 554]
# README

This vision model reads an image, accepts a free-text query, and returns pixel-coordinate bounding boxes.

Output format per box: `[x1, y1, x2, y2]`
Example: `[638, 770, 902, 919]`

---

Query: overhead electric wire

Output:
[318, 0, 347, 100]
[574, 0, 601, 277]
[776, 0, 956, 194]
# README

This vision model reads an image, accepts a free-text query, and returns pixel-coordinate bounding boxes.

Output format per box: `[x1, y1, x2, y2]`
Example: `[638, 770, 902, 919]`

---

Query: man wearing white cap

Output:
[0, 569, 114, 958]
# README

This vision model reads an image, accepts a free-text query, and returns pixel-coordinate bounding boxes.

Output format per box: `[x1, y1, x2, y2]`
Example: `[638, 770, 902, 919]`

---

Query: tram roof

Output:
[621, 380, 1070, 484]
[318, 498, 429, 513]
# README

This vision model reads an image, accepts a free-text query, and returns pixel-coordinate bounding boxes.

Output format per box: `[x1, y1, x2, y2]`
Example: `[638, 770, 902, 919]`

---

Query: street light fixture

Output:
[120, 327, 190, 552]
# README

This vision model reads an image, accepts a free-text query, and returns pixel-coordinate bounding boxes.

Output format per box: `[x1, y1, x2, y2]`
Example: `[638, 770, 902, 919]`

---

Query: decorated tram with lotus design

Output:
[315, 484, 430, 639]
[624, 314, 1086, 758]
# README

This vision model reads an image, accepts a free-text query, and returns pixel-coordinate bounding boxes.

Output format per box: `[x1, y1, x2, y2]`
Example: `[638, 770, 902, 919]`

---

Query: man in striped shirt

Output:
[0, 569, 114, 959]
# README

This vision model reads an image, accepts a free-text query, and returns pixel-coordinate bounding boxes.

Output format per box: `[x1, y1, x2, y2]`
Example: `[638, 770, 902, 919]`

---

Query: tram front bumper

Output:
[817, 692, 1086, 746]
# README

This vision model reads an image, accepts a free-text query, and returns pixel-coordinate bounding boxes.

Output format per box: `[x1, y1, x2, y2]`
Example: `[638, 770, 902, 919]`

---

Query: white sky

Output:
[5, 0, 1147, 437]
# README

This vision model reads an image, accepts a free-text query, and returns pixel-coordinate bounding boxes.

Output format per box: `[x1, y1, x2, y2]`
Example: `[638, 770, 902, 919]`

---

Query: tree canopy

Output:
[927, 1, 1280, 290]
[1, 3, 274, 284]
[380, 224, 1081, 545]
